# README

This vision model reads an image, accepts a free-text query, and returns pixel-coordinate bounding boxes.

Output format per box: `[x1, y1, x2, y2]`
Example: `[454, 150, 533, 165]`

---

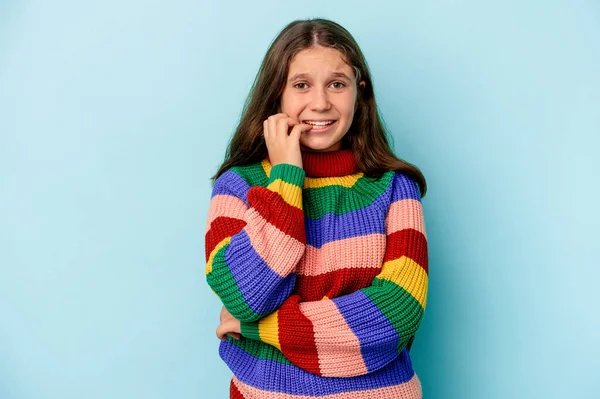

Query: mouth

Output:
[302, 119, 337, 133]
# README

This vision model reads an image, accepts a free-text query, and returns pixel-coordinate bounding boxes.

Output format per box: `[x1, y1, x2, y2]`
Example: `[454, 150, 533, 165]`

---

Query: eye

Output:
[331, 81, 346, 89]
[293, 82, 308, 89]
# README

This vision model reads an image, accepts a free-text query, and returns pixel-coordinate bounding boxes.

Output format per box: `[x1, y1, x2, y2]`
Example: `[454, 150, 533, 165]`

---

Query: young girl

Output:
[205, 18, 428, 399]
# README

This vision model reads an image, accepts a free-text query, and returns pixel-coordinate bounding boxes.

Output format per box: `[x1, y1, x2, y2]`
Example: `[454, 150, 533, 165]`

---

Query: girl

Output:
[205, 18, 428, 399]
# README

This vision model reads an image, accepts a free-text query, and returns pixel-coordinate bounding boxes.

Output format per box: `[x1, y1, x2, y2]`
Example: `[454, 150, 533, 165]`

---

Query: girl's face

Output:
[279, 46, 364, 152]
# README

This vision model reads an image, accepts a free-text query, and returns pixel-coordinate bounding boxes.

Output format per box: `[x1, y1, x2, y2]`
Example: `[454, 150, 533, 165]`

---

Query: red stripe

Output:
[230, 379, 246, 399]
[383, 229, 428, 273]
[247, 186, 305, 243]
[278, 295, 321, 375]
[267, 149, 359, 177]
[295, 267, 381, 301]
[205, 217, 246, 261]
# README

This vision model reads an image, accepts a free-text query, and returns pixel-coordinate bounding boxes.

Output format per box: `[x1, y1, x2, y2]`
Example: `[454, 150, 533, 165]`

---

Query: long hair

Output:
[211, 18, 427, 197]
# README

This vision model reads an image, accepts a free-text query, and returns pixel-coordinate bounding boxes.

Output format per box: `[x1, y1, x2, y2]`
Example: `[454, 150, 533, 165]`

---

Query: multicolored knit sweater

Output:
[205, 149, 428, 398]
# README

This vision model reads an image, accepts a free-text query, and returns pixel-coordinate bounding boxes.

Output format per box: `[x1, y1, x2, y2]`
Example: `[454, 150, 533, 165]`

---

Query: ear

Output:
[354, 81, 366, 112]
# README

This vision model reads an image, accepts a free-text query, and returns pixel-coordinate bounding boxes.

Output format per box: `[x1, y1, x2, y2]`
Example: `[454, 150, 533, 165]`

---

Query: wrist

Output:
[240, 321, 261, 341]
[267, 163, 306, 188]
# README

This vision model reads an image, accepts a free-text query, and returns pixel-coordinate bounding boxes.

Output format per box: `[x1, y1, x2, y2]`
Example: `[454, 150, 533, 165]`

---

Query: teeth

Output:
[304, 120, 334, 126]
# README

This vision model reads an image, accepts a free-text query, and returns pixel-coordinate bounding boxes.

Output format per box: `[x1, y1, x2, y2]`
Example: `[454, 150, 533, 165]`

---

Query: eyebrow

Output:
[287, 71, 352, 82]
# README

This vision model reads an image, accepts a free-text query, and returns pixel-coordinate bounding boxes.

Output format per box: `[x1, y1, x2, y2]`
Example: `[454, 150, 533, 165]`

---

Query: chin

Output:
[300, 138, 343, 153]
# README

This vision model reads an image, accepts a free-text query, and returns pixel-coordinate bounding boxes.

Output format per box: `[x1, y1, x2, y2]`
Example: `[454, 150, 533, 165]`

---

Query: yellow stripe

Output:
[377, 256, 428, 308]
[258, 310, 281, 350]
[261, 159, 272, 178]
[262, 159, 362, 188]
[266, 179, 303, 209]
[205, 237, 231, 275]
[304, 174, 362, 188]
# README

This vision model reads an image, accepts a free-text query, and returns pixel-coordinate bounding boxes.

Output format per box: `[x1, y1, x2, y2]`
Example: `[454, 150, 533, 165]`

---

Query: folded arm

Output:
[205, 164, 306, 322]
[239, 173, 428, 377]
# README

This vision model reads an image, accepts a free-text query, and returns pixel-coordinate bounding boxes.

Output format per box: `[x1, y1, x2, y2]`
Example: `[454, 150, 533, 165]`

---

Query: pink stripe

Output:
[387, 199, 426, 238]
[297, 234, 386, 277]
[206, 194, 246, 231]
[245, 207, 304, 277]
[232, 373, 422, 398]
[299, 300, 368, 377]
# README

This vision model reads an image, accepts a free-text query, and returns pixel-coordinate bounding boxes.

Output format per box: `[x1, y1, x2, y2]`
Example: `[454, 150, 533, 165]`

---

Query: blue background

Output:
[1, 1, 599, 398]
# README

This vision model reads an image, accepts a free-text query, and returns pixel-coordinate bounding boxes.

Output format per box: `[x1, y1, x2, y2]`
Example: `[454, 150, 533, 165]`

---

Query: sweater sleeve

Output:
[205, 163, 307, 323]
[239, 172, 428, 377]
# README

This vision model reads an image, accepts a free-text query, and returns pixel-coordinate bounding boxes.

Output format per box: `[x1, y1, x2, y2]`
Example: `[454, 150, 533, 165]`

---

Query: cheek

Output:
[340, 106, 356, 127]
[281, 106, 300, 119]
[339, 94, 357, 118]
[280, 93, 303, 117]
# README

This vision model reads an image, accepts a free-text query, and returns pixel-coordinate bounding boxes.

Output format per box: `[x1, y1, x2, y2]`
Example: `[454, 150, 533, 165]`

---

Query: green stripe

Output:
[362, 278, 424, 348]
[229, 162, 394, 219]
[227, 336, 293, 365]
[240, 320, 261, 341]
[206, 244, 261, 321]
[303, 172, 393, 219]
[268, 164, 306, 187]
[230, 162, 269, 187]
[352, 171, 394, 199]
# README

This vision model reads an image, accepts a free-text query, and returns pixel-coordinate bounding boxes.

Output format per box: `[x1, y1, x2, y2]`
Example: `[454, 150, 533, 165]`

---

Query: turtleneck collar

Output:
[267, 149, 359, 178]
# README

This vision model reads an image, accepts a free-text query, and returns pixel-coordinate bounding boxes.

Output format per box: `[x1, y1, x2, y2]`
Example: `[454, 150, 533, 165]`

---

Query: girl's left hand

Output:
[217, 306, 241, 340]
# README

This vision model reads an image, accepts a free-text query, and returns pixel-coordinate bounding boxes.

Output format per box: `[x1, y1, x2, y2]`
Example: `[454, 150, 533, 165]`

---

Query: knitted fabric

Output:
[205, 149, 428, 398]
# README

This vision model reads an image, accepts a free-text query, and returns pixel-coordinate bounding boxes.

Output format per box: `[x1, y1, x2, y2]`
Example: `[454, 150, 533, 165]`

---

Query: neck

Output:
[267, 149, 359, 178]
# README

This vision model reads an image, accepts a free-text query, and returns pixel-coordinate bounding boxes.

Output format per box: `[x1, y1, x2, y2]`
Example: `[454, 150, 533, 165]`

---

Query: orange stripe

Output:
[245, 207, 305, 277]
[206, 194, 247, 231]
[297, 234, 386, 276]
[300, 300, 368, 377]
[386, 199, 426, 237]
[231, 373, 422, 398]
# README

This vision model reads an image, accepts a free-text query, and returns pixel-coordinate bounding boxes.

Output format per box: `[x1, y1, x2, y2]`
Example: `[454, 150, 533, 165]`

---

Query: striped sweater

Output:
[205, 149, 428, 398]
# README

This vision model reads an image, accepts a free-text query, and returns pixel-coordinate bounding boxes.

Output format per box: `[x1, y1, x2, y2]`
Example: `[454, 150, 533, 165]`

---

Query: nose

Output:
[309, 86, 331, 111]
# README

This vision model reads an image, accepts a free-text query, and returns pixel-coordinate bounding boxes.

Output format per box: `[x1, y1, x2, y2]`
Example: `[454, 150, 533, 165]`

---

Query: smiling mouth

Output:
[302, 120, 336, 126]
[302, 120, 337, 132]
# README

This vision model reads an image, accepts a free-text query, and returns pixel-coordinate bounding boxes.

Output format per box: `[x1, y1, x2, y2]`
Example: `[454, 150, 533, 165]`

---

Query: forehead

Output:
[288, 47, 352, 75]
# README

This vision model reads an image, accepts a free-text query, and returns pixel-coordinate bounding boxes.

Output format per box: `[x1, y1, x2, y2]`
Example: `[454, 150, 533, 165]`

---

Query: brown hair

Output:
[211, 18, 427, 197]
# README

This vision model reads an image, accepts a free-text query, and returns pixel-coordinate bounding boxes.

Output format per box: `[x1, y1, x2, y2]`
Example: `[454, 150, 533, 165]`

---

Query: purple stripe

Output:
[305, 200, 387, 248]
[211, 170, 250, 204]
[391, 173, 421, 202]
[305, 173, 420, 248]
[333, 291, 400, 373]
[220, 340, 414, 395]
[225, 229, 295, 315]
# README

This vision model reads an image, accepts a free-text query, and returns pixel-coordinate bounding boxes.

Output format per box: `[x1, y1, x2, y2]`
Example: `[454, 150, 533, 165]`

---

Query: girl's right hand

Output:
[263, 113, 312, 169]
[219, 306, 241, 341]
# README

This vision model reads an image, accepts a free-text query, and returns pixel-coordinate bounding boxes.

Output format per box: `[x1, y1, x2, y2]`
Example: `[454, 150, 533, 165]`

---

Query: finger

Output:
[285, 116, 300, 126]
[217, 319, 238, 340]
[216, 326, 227, 340]
[268, 113, 294, 137]
[267, 112, 289, 121]
[268, 115, 282, 140]
[228, 332, 241, 340]
[276, 116, 301, 138]
[289, 122, 312, 140]
[221, 310, 234, 323]
[276, 117, 291, 137]
[263, 119, 269, 140]
[266, 113, 288, 134]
